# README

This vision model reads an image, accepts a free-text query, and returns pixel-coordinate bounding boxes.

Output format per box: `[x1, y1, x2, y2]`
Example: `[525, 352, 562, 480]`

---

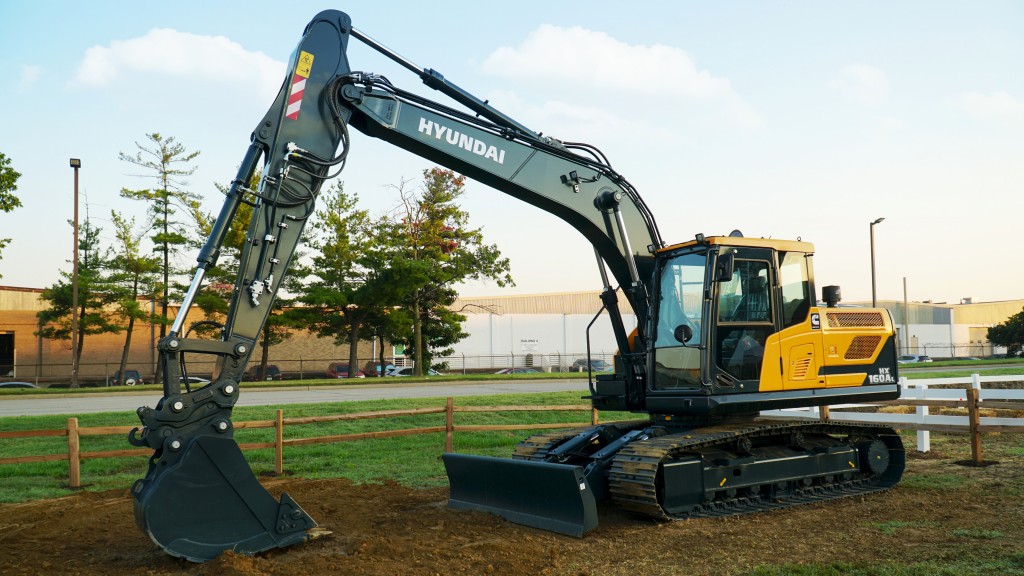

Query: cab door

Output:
[712, 248, 776, 386]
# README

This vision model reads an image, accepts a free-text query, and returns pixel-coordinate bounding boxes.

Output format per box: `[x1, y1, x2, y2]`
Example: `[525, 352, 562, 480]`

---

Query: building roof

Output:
[452, 291, 608, 315]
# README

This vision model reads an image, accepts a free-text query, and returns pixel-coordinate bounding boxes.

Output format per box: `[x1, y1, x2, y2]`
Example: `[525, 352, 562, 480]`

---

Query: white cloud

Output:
[481, 25, 763, 129]
[71, 28, 285, 101]
[955, 91, 1024, 121]
[829, 64, 890, 106]
[868, 116, 908, 141]
[486, 89, 634, 133]
[18, 65, 42, 91]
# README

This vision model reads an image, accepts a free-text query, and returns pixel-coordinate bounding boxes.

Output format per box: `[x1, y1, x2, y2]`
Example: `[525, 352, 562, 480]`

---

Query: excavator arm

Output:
[128, 13, 356, 562]
[131, 9, 662, 561]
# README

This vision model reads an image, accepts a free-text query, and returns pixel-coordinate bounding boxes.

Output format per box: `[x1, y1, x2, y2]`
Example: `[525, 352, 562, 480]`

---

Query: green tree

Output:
[988, 307, 1024, 357]
[107, 211, 163, 387]
[390, 168, 513, 374]
[36, 218, 120, 385]
[0, 152, 23, 277]
[357, 229, 417, 376]
[119, 133, 201, 383]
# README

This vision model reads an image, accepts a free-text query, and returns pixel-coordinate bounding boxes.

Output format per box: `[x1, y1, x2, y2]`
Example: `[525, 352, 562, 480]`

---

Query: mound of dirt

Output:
[2, 467, 1022, 575]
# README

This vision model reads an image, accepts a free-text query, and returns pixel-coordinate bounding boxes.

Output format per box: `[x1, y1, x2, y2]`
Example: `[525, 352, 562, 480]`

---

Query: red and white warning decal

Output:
[285, 51, 314, 121]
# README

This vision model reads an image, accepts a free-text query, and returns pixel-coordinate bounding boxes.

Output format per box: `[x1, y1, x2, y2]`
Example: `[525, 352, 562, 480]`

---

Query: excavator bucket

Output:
[133, 435, 317, 563]
[442, 453, 598, 537]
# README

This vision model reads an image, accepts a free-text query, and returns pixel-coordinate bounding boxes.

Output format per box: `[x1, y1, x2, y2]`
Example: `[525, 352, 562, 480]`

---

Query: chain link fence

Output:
[10, 342, 1011, 388]
[2, 351, 617, 387]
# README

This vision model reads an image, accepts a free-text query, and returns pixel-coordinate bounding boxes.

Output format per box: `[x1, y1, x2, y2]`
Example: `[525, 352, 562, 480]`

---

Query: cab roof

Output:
[657, 236, 815, 254]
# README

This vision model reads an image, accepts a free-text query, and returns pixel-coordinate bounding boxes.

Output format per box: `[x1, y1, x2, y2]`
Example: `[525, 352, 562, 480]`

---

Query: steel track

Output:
[608, 421, 905, 520]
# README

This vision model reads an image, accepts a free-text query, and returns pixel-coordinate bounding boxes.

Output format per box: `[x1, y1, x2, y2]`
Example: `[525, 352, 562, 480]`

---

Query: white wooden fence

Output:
[762, 374, 1024, 457]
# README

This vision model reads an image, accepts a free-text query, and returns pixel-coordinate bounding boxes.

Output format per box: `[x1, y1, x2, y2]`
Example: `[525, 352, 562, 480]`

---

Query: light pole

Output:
[70, 158, 81, 388]
[870, 217, 885, 308]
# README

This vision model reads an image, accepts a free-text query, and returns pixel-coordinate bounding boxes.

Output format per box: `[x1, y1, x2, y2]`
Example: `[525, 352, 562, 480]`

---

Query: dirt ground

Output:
[2, 452, 1023, 576]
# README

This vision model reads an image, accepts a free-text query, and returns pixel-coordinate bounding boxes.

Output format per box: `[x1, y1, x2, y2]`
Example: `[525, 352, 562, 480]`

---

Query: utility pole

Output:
[70, 158, 81, 388]
[870, 217, 884, 308]
[903, 277, 910, 354]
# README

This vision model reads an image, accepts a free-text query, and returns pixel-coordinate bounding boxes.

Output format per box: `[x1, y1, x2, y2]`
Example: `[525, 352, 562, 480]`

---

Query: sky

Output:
[1, 1, 1021, 305]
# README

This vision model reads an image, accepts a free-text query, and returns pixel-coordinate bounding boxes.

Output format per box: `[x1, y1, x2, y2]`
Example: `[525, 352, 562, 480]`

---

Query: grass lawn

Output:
[0, 391, 616, 502]
[2, 387, 1023, 575]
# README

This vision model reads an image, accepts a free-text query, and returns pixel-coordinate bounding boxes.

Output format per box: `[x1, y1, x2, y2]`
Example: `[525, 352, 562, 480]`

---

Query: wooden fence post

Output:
[967, 387, 982, 464]
[591, 408, 599, 426]
[819, 406, 830, 421]
[274, 409, 284, 476]
[445, 397, 454, 453]
[67, 417, 80, 489]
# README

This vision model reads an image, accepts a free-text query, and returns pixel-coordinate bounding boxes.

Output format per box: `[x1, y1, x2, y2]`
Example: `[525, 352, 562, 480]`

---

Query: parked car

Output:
[363, 361, 396, 377]
[0, 381, 37, 389]
[326, 363, 365, 378]
[385, 367, 444, 377]
[495, 368, 539, 374]
[246, 365, 283, 381]
[571, 358, 612, 372]
[897, 355, 933, 364]
[109, 369, 144, 386]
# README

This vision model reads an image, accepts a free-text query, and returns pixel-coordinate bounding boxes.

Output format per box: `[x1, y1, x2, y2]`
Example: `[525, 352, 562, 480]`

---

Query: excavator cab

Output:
[590, 235, 899, 416]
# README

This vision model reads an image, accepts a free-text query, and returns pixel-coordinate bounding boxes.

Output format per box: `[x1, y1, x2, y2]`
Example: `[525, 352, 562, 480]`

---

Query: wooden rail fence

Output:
[0, 399, 599, 489]
[3, 374, 1022, 489]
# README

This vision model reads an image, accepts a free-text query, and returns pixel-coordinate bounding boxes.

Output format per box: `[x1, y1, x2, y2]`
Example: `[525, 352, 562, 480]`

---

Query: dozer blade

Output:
[133, 435, 316, 563]
[442, 453, 598, 537]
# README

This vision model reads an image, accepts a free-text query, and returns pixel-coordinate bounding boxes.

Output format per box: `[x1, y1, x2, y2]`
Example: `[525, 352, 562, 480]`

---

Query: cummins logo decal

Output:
[418, 118, 507, 165]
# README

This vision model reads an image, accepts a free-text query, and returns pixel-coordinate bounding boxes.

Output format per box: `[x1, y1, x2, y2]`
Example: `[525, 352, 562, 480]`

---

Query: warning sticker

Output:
[296, 51, 314, 78]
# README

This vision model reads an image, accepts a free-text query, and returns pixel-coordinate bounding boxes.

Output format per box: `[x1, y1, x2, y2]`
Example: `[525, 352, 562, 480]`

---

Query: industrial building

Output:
[0, 285, 376, 384]
[2, 284, 1021, 382]
[448, 292, 1024, 368]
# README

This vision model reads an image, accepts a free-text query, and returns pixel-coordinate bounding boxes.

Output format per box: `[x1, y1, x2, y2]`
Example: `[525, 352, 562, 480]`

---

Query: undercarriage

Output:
[444, 418, 905, 536]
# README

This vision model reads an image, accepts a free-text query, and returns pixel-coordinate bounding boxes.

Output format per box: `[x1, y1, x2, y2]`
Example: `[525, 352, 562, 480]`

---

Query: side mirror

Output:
[674, 324, 693, 344]
[715, 253, 734, 283]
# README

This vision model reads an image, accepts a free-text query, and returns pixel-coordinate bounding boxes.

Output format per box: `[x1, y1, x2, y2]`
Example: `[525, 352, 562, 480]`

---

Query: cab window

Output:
[778, 251, 811, 328]
[718, 260, 771, 323]
[652, 251, 706, 389]
[716, 259, 772, 381]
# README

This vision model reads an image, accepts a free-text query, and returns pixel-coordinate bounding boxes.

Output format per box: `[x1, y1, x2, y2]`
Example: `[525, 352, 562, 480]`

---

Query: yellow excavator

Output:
[127, 10, 904, 561]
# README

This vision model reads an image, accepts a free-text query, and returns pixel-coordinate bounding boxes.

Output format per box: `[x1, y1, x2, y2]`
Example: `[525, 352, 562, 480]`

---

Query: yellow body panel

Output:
[759, 307, 894, 392]
[761, 316, 824, 391]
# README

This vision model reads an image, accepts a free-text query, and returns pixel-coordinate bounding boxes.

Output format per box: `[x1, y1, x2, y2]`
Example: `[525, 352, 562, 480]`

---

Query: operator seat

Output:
[733, 276, 770, 322]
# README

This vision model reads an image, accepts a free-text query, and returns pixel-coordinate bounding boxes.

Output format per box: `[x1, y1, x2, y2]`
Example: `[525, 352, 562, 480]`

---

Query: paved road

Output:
[0, 379, 591, 417]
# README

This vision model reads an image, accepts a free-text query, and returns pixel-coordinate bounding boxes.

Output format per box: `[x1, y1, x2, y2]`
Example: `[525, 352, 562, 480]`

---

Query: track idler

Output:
[130, 383, 317, 562]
